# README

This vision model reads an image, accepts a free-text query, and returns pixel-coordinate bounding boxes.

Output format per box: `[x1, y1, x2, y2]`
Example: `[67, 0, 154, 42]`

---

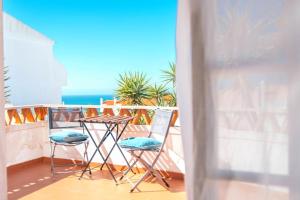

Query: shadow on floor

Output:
[8, 161, 185, 200]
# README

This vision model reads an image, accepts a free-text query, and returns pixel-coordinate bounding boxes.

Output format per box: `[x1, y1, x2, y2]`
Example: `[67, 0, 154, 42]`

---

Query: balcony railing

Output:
[5, 103, 184, 178]
[5, 104, 179, 126]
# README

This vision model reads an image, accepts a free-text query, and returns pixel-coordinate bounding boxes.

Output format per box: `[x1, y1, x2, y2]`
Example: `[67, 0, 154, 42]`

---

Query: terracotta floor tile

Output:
[8, 162, 186, 200]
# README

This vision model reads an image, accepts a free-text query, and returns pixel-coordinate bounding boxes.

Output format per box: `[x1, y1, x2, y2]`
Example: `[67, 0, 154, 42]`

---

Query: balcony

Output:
[5, 104, 290, 200]
[5, 104, 185, 200]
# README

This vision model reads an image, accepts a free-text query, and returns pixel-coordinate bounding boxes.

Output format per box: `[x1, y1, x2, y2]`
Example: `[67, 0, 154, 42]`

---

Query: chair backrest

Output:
[149, 109, 173, 144]
[48, 107, 84, 130]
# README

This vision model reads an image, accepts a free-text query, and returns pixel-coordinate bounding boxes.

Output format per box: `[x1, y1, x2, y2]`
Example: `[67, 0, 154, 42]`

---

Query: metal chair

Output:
[119, 109, 174, 192]
[48, 107, 91, 176]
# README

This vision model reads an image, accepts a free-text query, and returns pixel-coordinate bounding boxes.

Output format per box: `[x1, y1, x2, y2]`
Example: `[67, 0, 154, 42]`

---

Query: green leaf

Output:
[161, 62, 176, 87]
[148, 83, 168, 106]
[115, 72, 150, 105]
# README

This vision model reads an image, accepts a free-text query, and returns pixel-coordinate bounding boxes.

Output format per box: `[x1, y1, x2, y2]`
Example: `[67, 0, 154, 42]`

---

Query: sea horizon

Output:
[62, 94, 115, 105]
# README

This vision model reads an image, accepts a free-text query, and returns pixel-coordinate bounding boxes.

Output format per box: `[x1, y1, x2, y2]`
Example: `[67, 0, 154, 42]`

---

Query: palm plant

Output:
[116, 72, 150, 105]
[4, 66, 10, 103]
[168, 91, 177, 107]
[161, 62, 177, 106]
[161, 62, 176, 87]
[148, 83, 168, 106]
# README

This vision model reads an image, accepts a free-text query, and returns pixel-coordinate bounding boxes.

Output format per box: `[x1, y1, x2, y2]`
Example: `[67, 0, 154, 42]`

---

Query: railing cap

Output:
[5, 104, 179, 111]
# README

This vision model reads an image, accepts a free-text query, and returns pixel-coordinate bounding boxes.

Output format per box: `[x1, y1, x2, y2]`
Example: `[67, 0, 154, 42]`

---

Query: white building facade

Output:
[3, 13, 66, 105]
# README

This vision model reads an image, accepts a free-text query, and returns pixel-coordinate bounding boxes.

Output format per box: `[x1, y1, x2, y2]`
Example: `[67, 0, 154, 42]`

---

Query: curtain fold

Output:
[0, 1, 7, 199]
[177, 0, 300, 199]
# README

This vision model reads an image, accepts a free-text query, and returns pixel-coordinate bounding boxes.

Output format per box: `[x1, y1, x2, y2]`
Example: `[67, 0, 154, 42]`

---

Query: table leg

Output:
[99, 122, 118, 170]
[100, 131, 132, 172]
[79, 122, 118, 183]
[80, 122, 111, 178]
[100, 121, 133, 173]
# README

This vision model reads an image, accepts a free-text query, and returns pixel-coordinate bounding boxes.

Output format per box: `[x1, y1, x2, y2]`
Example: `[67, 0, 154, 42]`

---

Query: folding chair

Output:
[48, 107, 91, 176]
[119, 109, 173, 192]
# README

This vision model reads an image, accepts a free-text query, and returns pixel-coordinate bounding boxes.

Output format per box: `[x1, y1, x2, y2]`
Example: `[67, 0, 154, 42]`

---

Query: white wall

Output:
[6, 122, 47, 166]
[6, 122, 185, 174]
[3, 13, 66, 105]
[43, 124, 185, 173]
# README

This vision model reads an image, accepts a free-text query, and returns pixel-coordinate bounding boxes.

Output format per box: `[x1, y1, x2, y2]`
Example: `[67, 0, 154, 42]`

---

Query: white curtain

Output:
[176, 0, 300, 199]
[0, 1, 7, 200]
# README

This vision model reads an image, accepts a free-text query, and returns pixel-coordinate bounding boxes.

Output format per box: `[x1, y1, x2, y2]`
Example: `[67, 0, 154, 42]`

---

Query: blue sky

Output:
[4, 0, 177, 95]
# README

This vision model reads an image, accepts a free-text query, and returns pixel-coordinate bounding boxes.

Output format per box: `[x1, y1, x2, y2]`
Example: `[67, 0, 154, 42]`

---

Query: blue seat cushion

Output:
[119, 137, 162, 150]
[49, 131, 88, 143]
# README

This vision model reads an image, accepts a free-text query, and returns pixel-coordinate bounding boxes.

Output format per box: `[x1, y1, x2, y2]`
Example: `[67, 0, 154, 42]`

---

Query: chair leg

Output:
[149, 169, 170, 188]
[130, 171, 151, 193]
[130, 151, 170, 191]
[50, 141, 92, 177]
[79, 147, 98, 180]
[119, 158, 138, 181]
[119, 151, 144, 181]
[139, 157, 169, 189]
[156, 170, 170, 187]
[50, 142, 57, 176]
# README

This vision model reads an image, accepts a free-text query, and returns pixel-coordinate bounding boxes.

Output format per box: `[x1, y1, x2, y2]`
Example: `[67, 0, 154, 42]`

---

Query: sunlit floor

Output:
[7, 161, 186, 200]
[7, 160, 288, 200]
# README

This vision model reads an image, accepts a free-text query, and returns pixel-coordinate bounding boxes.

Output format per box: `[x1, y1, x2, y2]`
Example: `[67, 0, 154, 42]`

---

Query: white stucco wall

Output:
[43, 124, 185, 173]
[6, 122, 185, 174]
[6, 122, 47, 166]
[3, 13, 66, 105]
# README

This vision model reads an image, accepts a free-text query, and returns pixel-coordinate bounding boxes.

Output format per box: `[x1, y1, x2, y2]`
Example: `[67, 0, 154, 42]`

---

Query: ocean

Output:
[62, 94, 115, 105]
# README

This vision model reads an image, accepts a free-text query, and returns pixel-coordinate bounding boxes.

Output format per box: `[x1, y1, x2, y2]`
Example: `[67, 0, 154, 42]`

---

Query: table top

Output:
[78, 115, 134, 124]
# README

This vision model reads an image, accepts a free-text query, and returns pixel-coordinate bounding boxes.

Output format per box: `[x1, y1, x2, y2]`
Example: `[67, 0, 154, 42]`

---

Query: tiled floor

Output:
[7, 162, 186, 200]
[8, 160, 288, 200]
